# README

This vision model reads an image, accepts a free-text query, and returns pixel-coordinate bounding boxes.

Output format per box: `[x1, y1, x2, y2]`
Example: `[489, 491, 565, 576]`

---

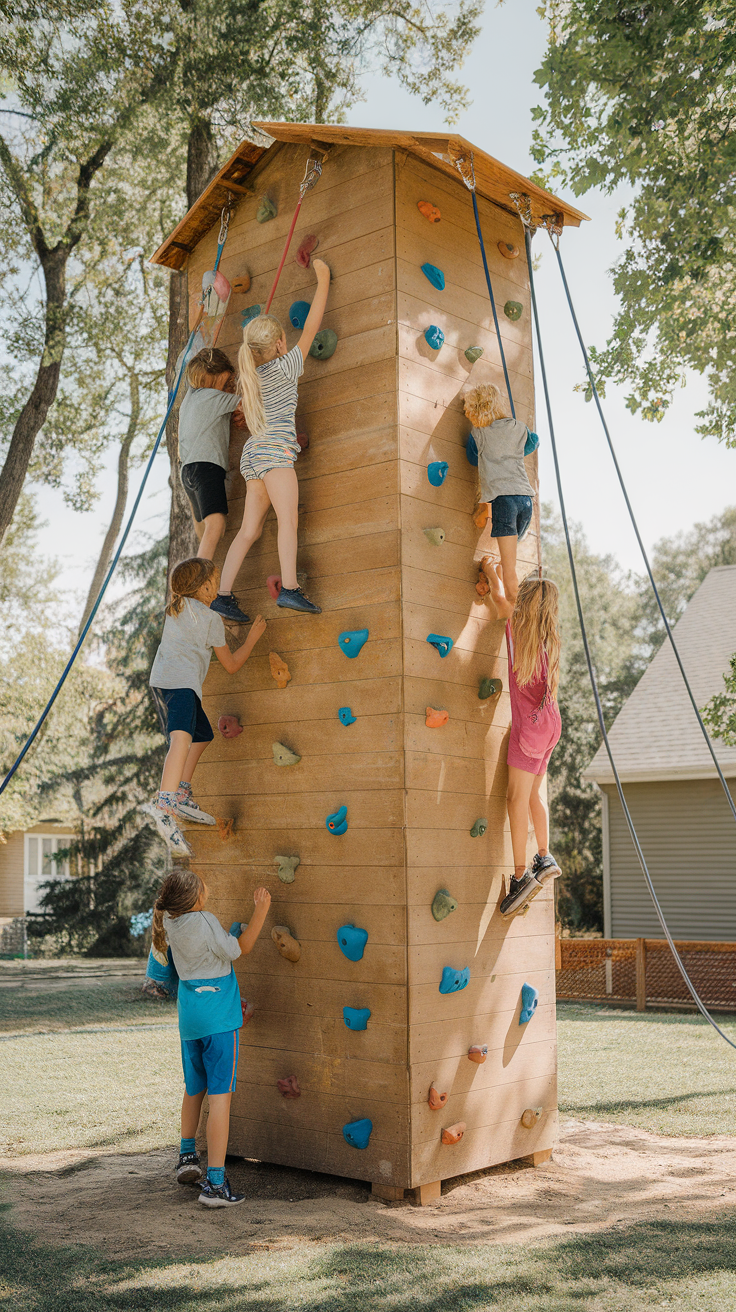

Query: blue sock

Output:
[180, 1137, 196, 1155]
[207, 1166, 225, 1188]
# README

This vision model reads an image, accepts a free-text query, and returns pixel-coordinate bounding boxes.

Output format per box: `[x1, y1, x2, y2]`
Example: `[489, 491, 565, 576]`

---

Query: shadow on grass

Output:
[561, 1086, 736, 1117]
[556, 1003, 736, 1030]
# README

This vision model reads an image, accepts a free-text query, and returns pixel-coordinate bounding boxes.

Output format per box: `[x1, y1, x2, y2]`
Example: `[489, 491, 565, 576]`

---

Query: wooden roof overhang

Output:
[150, 123, 589, 271]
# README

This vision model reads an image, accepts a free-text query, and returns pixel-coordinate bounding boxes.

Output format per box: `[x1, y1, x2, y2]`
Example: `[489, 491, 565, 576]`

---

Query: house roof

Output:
[584, 565, 736, 785]
[150, 122, 590, 271]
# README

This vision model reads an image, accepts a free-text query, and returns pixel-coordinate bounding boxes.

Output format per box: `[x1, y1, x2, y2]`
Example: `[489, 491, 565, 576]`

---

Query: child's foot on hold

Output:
[176, 1151, 202, 1185]
[139, 799, 194, 857]
[172, 789, 216, 826]
[210, 592, 250, 623]
[277, 586, 321, 614]
[532, 851, 561, 884]
[198, 1176, 245, 1208]
[500, 870, 542, 918]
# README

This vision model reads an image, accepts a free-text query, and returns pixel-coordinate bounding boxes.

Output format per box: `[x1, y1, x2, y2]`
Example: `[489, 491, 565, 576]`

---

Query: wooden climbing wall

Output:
[184, 138, 556, 1195]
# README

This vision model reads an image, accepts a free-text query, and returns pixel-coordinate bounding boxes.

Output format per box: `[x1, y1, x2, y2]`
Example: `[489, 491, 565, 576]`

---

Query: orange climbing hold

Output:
[269, 651, 292, 689]
[468, 1045, 488, 1064]
[216, 816, 235, 842]
[498, 241, 520, 259]
[418, 200, 441, 223]
[473, 503, 490, 530]
[272, 925, 301, 962]
[441, 1122, 466, 1145]
[428, 1084, 448, 1110]
[425, 706, 449, 728]
[231, 273, 251, 293]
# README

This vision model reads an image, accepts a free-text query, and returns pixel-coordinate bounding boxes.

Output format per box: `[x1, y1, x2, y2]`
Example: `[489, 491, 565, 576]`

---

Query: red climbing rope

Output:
[264, 156, 324, 314]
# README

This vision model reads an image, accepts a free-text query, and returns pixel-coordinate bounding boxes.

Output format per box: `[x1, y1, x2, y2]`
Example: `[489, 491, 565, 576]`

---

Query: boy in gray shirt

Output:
[179, 347, 244, 569]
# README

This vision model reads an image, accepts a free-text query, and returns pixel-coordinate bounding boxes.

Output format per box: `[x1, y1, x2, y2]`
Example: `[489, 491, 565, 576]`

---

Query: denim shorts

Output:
[181, 1030, 239, 1096]
[153, 687, 213, 743]
[491, 495, 533, 540]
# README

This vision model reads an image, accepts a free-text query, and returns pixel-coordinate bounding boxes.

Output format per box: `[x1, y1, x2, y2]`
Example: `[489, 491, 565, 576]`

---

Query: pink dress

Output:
[506, 621, 562, 776]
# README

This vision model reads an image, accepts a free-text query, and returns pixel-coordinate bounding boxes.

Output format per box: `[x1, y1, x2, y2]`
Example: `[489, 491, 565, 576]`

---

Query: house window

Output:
[24, 834, 71, 915]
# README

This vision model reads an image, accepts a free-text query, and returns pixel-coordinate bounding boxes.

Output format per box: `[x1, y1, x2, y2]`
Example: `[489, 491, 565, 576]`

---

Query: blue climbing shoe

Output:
[277, 586, 321, 614]
[210, 593, 250, 623]
[532, 852, 561, 884]
[176, 1151, 202, 1185]
[198, 1177, 245, 1208]
[500, 871, 542, 919]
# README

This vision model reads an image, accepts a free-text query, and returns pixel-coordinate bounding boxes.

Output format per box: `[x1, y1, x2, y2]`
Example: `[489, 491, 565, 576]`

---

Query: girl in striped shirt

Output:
[211, 259, 331, 621]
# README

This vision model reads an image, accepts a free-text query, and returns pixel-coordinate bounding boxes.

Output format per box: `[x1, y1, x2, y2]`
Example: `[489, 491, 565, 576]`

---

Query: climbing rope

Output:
[518, 204, 736, 1051]
[264, 154, 324, 314]
[450, 147, 516, 418]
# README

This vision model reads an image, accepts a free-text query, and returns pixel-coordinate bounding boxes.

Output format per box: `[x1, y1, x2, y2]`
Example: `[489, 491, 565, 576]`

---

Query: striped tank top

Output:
[252, 343, 303, 454]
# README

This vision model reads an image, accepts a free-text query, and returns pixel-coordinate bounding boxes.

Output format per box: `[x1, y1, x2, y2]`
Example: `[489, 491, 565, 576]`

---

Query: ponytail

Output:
[237, 314, 284, 436]
[166, 557, 218, 618]
[152, 866, 204, 953]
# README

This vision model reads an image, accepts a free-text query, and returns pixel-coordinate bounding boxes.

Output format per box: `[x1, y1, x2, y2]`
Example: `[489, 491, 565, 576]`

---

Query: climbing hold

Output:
[337, 923, 368, 961]
[272, 924, 301, 963]
[521, 1107, 543, 1129]
[309, 329, 338, 360]
[338, 629, 368, 658]
[427, 461, 448, 487]
[289, 300, 311, 330]
[229, 922, 242, 937]
[217, 715, 243, 739]
[343, 1118, 372, 1150]
[478, 678, 502, 700]
[426, 633, 453, 658]
[326, 805, 348, 836]
[473, 503, 489, 529]
[296, 429, 309, 451]
[428, 1085, 448, 1110]
[417, 200, 441, 223]
[424, 325, 444, 351]
[431, 889, 458, 922]
[423, 527, 445, 546]
[421, 262, 445, 290]
[277, 1075, 301, 1098]
[464, 345, 484, 364]
[441, 1122, 466, 1145]
[274, 855, 300, 884]
[343, 1006, 371, 1031]
[267, 575, 282, 600]
[475, 563, 491, 598]
[241, 304, 262, 326]
[339, 707, 356, 726]
[272, 741, 301, 767]
[470, 818, 487, 838]
[467, 1045, 488, 1064]
[519, 982, 539, 1025]
[466, 434, 479, 467]
[296, 234, 319, 268]
[425, 706, 449, 729]
[231, 273, 251, 293]
[439, 965, 470, 995]
[269, 652, 292, 689]
[498, 241, 519, 259]
[241, 999, 255, 1026]
[504, 300, 523, 322]
[257, 195, 277, 223]
[216, 816, 235, 842]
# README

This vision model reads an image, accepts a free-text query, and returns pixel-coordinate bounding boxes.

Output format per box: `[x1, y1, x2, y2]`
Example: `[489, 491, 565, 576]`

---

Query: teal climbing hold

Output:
[426, 633, 453, 658]
[229, 922, 242, 937]
[309, 329, 338, 359]
[427, 461, 448, 487]
[424, 325, 444, 350]
[432, 889, 458, 922]
[339, 707, 356, 726]
[520, 982, 539, 1025]
[289, 300, 311, 329]
[421, 263, 445, 291]
[257, 195, 277, 223]
[339, 629, 368, 658]
[470, 818, 487, 838]
[337, 923, 368, 961]
[326, 806, 348, 835]
[465, 345, 484, 363]
[343, 1006, 371, 1030]
[241, 304, 262, 326]
[439, 965, 470, 995]
[343, 1118, 372, 1149]
[478, 677, 502, 699]
[504, 300, 523, 322]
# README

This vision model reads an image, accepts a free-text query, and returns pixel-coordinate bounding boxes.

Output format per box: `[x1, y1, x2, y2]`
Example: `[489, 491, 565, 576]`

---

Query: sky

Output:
[28, 0, 736, 615]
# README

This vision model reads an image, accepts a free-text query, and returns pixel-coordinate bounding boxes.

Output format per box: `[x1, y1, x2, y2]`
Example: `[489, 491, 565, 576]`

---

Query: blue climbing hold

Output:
[421, 263, 445, 291]
[466, 434, 478, 467]
[289, 300, 311, 330]
[229, 922, 242, 938]
[428, 461, 448, 487]
[241, 304, 262, 326]
[524, 430, 540, 456]
[343, 1006, 371, 1030]
[426, 633, 453, 658]
[424, 325, 444, 351]
[343, 1118, 372, 1150]
[326, 806, 348, 835]
[519, 982, 539, 1025]
[339, 707, 356, 726]
[439, 965, 470, 995]
[337, 923, 368, 961]
[338, 629, 368, 658]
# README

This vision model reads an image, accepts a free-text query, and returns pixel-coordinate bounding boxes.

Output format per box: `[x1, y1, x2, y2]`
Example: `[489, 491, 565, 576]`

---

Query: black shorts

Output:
[153, 687, 214, 743]
[181, 461, 228, 522]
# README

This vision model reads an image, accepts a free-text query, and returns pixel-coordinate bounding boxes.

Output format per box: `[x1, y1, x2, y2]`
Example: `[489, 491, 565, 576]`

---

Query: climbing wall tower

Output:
[151, 125, 587, 1200]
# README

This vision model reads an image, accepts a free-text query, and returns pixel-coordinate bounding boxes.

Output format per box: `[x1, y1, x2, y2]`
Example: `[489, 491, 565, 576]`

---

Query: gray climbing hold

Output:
[275, 855, 300, 884]
[309, 329, 337, 359]
[273, 741, 301, 767]
[257, 196, 277, 223]
[465, 346, 484, 363]
[432, 889, 458, 922]
[470, 818, 487, 838]
[504, 300, 523, 322]
[423, 527, 445, 546]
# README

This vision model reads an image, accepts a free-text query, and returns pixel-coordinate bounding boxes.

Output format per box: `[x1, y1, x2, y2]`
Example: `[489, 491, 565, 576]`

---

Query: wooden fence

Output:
[556, 938, 736, 1012]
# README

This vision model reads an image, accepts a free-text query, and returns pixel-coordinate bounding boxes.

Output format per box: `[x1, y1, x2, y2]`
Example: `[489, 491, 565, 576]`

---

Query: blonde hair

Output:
[187, 347, 235, 390]
[511, 574, 561, 699]
[152, 867, 204, 954]
[237, 315, 284, 435]
[464, 382, 509, 428]
[166, 557, 218, 617]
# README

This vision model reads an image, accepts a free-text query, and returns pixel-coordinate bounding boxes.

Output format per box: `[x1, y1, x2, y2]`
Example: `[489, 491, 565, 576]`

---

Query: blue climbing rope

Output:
[522, 219, 736, 1051]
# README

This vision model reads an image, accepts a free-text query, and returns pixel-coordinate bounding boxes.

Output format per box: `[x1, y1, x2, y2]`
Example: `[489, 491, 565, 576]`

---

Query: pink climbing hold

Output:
[296, 235, 319, 268]
[267, 575, 282, 600]
[277, 1075, 301, 1098]
[241, 999, 255, 1027]
[217, 714, 243, 739]
[296, 429, 309, 451]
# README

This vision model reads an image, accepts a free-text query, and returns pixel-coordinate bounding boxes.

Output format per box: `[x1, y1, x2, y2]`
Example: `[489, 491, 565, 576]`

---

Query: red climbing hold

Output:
[277, 1075, 301, 1098]
[241, 999, 255, 1027]
[296, 235, 319, 268]
[296, 429, 309, 451]
[267, 575, 282, 600]
[217, 714, 243, 739]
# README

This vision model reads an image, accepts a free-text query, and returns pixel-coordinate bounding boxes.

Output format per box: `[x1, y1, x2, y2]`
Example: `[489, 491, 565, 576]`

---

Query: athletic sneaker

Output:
[176, 1151, 202, 1185]
[171, 794, 216, 826]
[139, 801, 194, 857]
[277, 586, 322, 614]
[532, 851, 562, 884]
[198, 1177, 245, 1208]
[500, 871, 542, 919]
[210, 593, 250, 623]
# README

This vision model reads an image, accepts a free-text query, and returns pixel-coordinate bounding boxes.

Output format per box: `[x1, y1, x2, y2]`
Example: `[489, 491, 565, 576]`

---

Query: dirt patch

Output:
[5, 1117, 736, 1259]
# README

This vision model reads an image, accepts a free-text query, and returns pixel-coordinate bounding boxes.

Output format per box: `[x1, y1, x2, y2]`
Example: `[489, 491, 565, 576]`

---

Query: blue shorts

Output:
[491, 495, 533, 540]
[154, 687, 213, 743]
[181, 1030, 239, 1096]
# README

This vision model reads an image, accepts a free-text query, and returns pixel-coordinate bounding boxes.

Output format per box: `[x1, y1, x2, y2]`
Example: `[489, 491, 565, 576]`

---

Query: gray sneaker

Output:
[210, 593, 250, 623]
[277, 586, 321, 614]
[500, 871, 542, 918]
[171, 795, 216, 826]
[532, 852, 561, 884]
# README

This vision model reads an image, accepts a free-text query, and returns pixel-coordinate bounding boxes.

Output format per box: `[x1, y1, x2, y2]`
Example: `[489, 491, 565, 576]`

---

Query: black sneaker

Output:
[532, 852, 562, 884]
[198, 1176, 245, 1208]
[176, 1151, 202, 1185]
[277, 586, 321, 614]
[210, 593, 250, 623]
[500, 871, 542, 919]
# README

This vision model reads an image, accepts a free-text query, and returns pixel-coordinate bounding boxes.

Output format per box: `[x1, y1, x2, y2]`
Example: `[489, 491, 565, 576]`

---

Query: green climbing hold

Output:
[478, 677, 502, 700]
[309, 329, 337, 360]
[423, 527, 445, 547]
[257, 196, 277, 223]
[504, 301, 523, 322]
[470, 818, 487, 838]
[465, 346, 484, 364]
[272, 741, 301, 767]
[432, 889, 458, 922]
